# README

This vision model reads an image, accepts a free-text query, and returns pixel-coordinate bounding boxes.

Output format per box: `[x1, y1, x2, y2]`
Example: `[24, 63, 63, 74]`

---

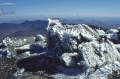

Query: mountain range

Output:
[0, 20, 48, 42]
[61, 19, 120, 29]
[0, 19, 120, 42]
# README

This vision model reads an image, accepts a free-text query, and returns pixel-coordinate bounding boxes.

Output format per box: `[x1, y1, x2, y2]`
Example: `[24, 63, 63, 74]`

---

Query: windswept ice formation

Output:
[46, 18, 120, 79]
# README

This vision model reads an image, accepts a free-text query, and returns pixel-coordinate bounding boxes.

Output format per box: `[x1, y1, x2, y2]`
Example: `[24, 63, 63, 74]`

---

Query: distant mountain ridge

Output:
[61, 19, 120, 29]
[0, 19, 119, 42]
[0, 20, 48, 42]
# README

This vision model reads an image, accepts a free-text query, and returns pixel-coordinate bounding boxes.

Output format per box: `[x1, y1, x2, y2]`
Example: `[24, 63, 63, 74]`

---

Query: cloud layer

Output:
[0, 9, 15, 16]
[0, 2, 16, 5]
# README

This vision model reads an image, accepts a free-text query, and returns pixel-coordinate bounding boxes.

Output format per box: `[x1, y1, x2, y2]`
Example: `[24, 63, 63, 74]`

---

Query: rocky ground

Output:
[0, 58, 17, 79]
[0, 57, 54, 79]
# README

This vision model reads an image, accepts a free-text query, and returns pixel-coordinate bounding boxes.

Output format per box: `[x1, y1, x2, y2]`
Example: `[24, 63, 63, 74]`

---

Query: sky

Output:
[0, 0, 120, 22]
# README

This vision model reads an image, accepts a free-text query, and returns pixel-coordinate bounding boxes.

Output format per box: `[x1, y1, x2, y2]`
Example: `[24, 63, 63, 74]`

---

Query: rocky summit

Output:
[0, 18, 120, 79]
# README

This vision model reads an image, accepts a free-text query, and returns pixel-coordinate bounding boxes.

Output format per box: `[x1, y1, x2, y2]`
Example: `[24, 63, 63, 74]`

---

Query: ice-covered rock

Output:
[78, 39, 120, 70]
[0, 43, 9, 57]
[88, 61, 120, 79]
[96, 29, 105, 35]
[115, 44, 120, 52]
[35, 34, 46, 42]
[12, 68, 25, 79]
[15, 40, 46, 54]
[60, 52, 78, 67]
[47, 18, 103, 57]
[47, 18, 63, 30]
[106, 28, 120, 43]
[2, 37, 27, 46]
[45, 18, 120, 78]
[106, 29, 118, 40]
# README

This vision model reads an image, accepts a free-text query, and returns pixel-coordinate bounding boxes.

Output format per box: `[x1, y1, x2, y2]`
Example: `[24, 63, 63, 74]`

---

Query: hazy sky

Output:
[0, 0, 120, 21]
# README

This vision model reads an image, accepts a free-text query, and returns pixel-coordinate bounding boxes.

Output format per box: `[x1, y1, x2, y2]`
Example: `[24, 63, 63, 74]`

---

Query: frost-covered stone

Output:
[12, 68, 25, 79]
[47, 18, 101, 57]
[106, 28, 120, 43]
[0, 43, 8, 57]
[47, 18, 63, 30]
[35, 34, 46, 42]
[60, 52, 78, 67]
[88, 61, 120, 79]
[45, 18, 120, 78]
[2, 37, 27, 46]
[96, 29, 105, 35]
[78, 39, 120, 69]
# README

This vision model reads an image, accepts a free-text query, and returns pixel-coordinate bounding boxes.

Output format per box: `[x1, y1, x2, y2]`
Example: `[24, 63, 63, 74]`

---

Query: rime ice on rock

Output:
[47, 18, 99, 55]
[106, 28, 120, 44]
[2, 37, 27, 46]
[35, 34, 46, 42]
[46, 19, 91, 78]
[47, 18, 120, 74]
